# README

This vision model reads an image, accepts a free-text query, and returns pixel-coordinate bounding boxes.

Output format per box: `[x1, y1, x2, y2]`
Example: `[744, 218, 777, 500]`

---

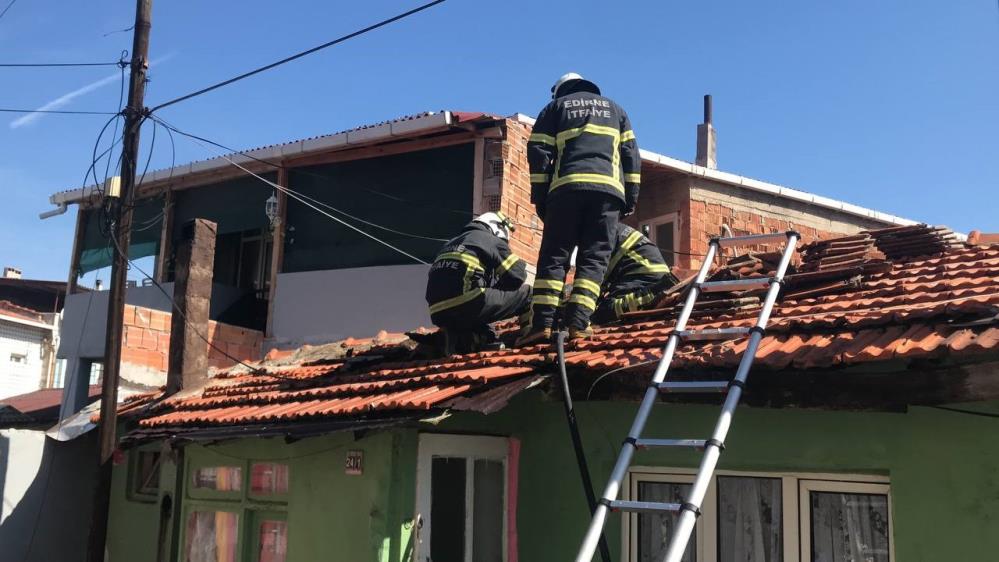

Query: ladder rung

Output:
[657, 381, 729, 393]
[714, 232, 790, 248]
[607, 500, 682, 514]
[634, 438, 706, 449]
[676, 327, 751, 341]
[698, 278, 772, 293]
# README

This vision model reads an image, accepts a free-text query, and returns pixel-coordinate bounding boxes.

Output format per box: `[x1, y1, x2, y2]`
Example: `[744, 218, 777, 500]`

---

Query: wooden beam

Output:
[472, 137, 484, 215]
[65, 207, 87, 295]
[265, 167, 289, 339]
[154, 189, 174, 283]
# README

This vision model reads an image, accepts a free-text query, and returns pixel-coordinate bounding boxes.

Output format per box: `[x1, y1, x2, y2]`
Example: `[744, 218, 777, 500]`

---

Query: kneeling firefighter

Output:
[591, 223, 678, 325]
[425, 212, 531, 351]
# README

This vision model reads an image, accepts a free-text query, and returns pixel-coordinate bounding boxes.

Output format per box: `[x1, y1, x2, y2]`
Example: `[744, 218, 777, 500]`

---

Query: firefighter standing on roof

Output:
[426, 212, 530, 351]
[517, 72, 642, 345]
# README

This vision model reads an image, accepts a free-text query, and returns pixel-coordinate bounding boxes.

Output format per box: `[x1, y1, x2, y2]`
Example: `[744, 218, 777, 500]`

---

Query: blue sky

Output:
[1, 0, 997, 282]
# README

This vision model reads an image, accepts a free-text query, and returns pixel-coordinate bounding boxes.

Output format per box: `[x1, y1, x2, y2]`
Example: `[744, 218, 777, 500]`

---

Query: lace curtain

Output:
[810, 492, 889, 562]
[718, 477, 782, 562]
[638, 482, 695, 562]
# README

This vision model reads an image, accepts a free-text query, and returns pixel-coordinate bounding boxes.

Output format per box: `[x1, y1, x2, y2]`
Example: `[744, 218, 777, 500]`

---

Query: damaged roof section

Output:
[118, 224, 999, 439]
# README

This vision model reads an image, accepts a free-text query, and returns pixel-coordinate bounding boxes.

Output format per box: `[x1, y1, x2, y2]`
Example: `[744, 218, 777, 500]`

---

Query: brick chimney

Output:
[3, 266, 22, 279]
[695, 94, 717, 169]
[166, 219, 217, 395]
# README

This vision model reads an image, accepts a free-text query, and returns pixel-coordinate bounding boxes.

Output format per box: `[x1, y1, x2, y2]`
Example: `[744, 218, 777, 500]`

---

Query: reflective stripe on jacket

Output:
[426, 223, 528, 315]
[528, 91, 641, 207]
[602, 225, 670, 291]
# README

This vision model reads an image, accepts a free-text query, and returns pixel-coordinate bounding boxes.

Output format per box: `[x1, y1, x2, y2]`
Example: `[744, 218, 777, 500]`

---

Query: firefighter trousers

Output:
[530, 191, 622, 332]
[590, 275, 663, 325]
[431, 284, 531, 334]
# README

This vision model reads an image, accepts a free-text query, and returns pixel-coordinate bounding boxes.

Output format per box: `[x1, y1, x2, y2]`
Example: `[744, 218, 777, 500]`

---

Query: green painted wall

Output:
[105, 392, 999, 562]
[438, 392, 999, 562]
[105, 430, 419, 562]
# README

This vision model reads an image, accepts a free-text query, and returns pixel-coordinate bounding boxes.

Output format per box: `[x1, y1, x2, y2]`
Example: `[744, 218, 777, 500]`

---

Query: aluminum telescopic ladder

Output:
[574, 230, 800, 562]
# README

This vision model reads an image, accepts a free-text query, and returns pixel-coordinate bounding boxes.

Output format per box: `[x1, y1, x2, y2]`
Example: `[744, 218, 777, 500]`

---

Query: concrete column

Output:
[165, 219, 217, 395]
[695, 94, 718, 169]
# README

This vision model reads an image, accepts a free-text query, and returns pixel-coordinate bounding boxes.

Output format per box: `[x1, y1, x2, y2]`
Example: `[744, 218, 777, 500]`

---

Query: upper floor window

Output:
[641, 212, 679, 267]
[624, 469, 892, 562]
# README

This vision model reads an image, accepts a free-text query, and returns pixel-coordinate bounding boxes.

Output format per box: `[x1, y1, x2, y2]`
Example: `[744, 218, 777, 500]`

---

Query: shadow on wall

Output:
[0, 432, 97, 562]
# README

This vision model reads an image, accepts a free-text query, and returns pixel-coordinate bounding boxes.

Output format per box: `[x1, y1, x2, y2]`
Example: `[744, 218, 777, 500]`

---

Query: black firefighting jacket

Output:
[425, 222, 528, 314]
[602, 224, 670, 291]
[527, 90, 641, 213]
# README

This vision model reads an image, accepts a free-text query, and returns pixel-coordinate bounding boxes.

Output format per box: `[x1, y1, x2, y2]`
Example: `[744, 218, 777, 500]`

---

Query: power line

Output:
[0, 0, 17, 21]
[0, 61, 125, 67]
[150, 0, 446, 112]
[151, 115, 432, 265]
[0, 108, 119, 115]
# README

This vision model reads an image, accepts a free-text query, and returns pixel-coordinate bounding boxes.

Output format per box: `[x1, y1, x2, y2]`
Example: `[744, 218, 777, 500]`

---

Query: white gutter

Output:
[0, 312, 54, 331]
[510, 113, 916, 228]
[44, 111, 456, 209]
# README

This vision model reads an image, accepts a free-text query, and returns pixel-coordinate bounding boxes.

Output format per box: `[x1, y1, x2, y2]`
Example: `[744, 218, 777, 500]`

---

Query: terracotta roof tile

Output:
[120, 231, 999, 434]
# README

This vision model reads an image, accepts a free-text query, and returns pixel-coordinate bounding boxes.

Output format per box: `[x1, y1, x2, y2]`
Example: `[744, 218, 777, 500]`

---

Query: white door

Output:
[415, 434, 509, 562]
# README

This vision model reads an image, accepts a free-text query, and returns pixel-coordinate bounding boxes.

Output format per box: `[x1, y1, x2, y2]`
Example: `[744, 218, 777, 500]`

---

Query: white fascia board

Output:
[47, 112, 456, 206]
[0, 313, 53, 331]
[637, 147, 915, 226]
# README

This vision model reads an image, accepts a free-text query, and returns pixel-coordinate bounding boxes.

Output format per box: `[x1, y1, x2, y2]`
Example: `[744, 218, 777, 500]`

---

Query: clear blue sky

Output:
[1, 0, 997, 282]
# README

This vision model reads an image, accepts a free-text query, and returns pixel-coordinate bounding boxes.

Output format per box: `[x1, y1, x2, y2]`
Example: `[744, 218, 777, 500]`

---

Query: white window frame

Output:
[624, 467, 891, 562]
[799, 479, 894, 562]
[640, 212, 680, 266]
[415, 433, 509, 562]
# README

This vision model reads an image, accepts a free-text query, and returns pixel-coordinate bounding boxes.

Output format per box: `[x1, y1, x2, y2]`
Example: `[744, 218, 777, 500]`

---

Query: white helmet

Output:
[473, 211, 514, 240]
[551, 72, 601, 99]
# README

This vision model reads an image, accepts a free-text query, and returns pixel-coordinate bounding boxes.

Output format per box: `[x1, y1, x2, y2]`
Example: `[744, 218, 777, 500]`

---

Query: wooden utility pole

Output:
[87, 1, 152, 560]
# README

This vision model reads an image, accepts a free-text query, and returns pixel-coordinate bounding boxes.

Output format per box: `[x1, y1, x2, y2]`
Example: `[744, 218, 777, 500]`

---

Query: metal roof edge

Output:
[48, 111, 456, 207]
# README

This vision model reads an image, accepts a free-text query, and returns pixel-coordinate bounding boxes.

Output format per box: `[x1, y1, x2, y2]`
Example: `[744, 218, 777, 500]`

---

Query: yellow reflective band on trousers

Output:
[529, 132, 556, 146]
[568, 293, 597, 311]
[550, 123, 624, 195]
[429, 288, 485, 315]
[530, 173, 550, 183]
[533, 279, 565, 292]
[497, 254, 520, 277]
[573, 277, 601, 297]
[624, 173, 641, 183]
[435, 252, 483, 271]
[531, 294, 562, 307]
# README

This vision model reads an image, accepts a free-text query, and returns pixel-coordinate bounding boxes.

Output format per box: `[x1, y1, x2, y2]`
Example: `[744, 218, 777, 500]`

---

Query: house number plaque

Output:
[345, 450, 363, 475]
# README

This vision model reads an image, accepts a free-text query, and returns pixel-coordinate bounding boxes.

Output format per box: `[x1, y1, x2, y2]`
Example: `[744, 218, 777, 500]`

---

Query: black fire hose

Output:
[555, 330, 612, 562]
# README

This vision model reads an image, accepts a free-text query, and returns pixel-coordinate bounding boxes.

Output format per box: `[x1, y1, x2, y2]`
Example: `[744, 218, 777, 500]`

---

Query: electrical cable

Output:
[0, 107, 118, 115]
[585, 360, 659, 400]
[102, 52, 129, 183]
[927, 405, 999, 419]
[150, 0, 446, 112]
[0, 0, 17, 21]
[0, 61, 125, 67]
[151, 116, 434, 264]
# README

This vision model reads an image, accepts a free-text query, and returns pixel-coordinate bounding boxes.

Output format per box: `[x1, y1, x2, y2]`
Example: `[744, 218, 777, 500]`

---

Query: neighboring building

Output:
[89, 226, 999, 562]
[0, 300, 60, 399]
[44, 109, 917, 403]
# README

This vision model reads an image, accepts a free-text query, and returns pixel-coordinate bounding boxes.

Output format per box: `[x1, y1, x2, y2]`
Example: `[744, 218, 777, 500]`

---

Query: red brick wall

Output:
[120, 304, 262, 375]
[499, 119, 544, 266]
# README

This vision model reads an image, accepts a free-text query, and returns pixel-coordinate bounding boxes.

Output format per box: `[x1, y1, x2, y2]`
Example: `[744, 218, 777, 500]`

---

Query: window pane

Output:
[185, 511, 239, 562]
[192, 466, 242, 492]
[257, 519, 288, 562]
[251, 462, 289, 495]
[655, 222, 675, 267]
[810, 492, 890, 562]
[473, 459, 504, 562]
[133, 451, 162, 496]
[637, 481, 695, 562]
[718, 476, 782, 562]
[431, 457, 466, 562]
